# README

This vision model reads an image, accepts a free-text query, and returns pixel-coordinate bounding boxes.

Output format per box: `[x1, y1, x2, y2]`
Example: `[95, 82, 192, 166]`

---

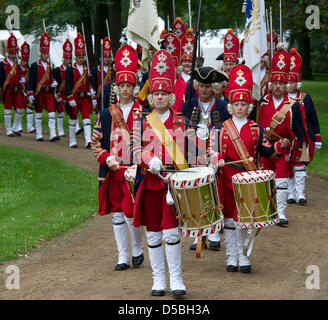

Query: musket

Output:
[172, 0, 176, 21]
[105, 19, 114, 61]
[100, 39, 104, 110]
[167, 15, 170, 30]
[42, 19, 53, 68]
[81, 22, 90, 76]
[187, 0, 202, 113]
[188, 0, 192, 28]
[279, 0, 283, 43]
[269, 7, 273, 61]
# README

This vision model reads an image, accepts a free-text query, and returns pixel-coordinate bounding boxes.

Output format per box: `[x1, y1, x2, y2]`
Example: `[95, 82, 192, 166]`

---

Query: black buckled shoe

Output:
[151, 290, 165, 296]
[13, 131, 21, 137]
[76, 128, 83, 135]
[132, 253, 144, 268]
[209, 241, 220, 251]
[36, 137, 44, 142]
[114, 263, 130, 271]
[7, 133, 15, 137]
[50, 137, 58, 142]
[70, 144, 78, 148]
[189, 242, 207, 250]
[298, 198, 307, 206]
[86, 142, 91, 149]
[287, 198, 296, 204]
[172, 290, 186, 297]
[226, 265, 238, 272]
[277, 219, 288, 226]
[240, 265, 251, 273]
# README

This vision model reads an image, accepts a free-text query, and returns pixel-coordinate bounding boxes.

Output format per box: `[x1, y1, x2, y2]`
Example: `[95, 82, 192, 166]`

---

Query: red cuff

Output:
[67, 95, 75, 102]
[98, 150, 111, 166]
[27, 91, 34, 97]
[315, 134, 322, 143]
[275, 141, 283, 153]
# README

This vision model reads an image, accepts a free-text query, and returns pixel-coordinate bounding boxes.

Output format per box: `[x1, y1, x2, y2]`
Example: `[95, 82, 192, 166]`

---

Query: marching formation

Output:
[0, 16, 322, 298]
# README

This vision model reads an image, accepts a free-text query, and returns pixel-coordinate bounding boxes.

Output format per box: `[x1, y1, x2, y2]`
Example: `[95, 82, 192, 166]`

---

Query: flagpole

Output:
[188, 0, 192, 28]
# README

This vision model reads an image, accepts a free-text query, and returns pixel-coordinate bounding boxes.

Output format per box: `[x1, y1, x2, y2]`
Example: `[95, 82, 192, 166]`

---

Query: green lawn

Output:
[302, 73, 328, 177]
[0, 145, 98, 262]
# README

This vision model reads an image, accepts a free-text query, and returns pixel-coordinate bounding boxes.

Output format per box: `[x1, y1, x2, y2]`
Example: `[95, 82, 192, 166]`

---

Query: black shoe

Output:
[132, 253, 144, 268]
[36, 138, 44, 142]
[226, 265, 238, 272]
[189, 242, 208, 250]
[7, 133, 15, 137]
[70, 144, 78, 148]
[298, 198, 307, 206]
[114, 263, 130, 271]
[240, 265, 251, 273]
[277, 219, 288, 226]
[76, 128, 83, 135]
[209, 241, 220, 251]
[59, 134, 65, 138]
[13, 131, 21, 136]
[151, 290, 165, 296]
[50, 137, 58, 142]
[287, 198, 296, 204]
[55, 136, 61, 141]
[86, 142, 91, 149]
[172, 290, 186, 297]
[27, 129, 36, 133]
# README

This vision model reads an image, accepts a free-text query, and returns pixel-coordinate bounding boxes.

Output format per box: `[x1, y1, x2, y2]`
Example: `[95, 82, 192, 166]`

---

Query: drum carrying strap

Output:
[146, 111, 189, 170]
[2, 62, 17, 91]
[223, 118, 257, 171]
[109, 102, 131, 147]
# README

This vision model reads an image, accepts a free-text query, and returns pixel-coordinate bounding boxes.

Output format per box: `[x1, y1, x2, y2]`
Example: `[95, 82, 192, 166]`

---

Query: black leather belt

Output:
[10, 85, 21, 92]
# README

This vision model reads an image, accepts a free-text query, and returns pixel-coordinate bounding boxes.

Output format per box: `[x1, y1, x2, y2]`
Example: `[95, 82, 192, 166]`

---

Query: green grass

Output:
[0, 145, 98, 263]
[302, 73, 328, 177]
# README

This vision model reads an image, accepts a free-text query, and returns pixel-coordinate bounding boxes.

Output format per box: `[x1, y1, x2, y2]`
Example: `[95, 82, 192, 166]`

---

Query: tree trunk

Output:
[296, 28, 313, 80]
[81, 15, 94, 70]
[108, 0, 122, 55]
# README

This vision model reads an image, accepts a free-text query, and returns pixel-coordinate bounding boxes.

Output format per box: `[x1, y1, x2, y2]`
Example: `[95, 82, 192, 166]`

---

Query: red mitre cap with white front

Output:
[163, 32, 181, 67]
[74, 33, 86, 57]
[172, 17, 186, 39]
[21, 41, 30, 61]
[103, 37, 112, 58]
[149, 50, 175, 94]
[224, 29, 239, 63]
[40, 32, 50, 54]
[115, 44, 138, 86]
[271, 48, 290, 83]
[229, 65, 253, 104]
[288, 48, 302, 83]
[180, 28, 194, 62]
[62, 38, 73, 59]
[7, 33, 18, 54]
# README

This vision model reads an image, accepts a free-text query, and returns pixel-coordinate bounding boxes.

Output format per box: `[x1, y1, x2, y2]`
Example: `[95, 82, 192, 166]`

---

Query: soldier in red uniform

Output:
[258, 48, 304, 225]
[90, 37, 114, 111]
[91, 44, 144, 272]
[53, 38, 73, 138]
[131, 49, 187, 297]
[19, 41, 35, 134]
[0, 33, 25, 137]
[210, 65, 289, 272]
[27, 32, 59, 142]
[287, 48, 322, 205]
[65, 33, 92, 148]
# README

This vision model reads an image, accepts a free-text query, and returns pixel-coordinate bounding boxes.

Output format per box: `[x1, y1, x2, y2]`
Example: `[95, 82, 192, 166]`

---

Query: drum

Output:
[232, 170, 279, 229]
[124, 165, 137, 202]
[169, 167, 224, 237]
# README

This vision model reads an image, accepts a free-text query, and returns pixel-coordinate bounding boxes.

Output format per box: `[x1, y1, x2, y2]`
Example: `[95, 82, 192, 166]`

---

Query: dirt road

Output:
[0, 128, 327, 300]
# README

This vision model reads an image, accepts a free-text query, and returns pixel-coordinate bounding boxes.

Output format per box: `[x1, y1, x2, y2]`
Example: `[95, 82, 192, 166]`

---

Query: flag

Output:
[126, 0, 160, 70]
[243, 0, 267, 100]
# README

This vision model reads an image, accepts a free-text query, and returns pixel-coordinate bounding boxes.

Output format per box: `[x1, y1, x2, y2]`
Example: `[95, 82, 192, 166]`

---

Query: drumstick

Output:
[225, 157, 254, 165]
[266, 127, 283, 140]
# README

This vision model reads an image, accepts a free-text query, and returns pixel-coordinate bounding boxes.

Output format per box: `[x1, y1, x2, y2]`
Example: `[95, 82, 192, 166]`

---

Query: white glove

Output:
[315, 142, 322, 151]
[148, 156, 162, 175]
[88, 88, 96, 97]
[51, 80, 58, 88]
[92, 98, 98, 107]
[56, 97, 63, 103]
[28, 96, 34, 104]
[196, 123, 209, 140]
[20, 77, 26, 84]
[69, 100, 77, 107]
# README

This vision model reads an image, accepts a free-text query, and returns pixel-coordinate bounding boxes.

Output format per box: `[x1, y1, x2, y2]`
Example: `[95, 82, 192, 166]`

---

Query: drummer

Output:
[209, 65, 290, 273]
[91, 44, 144, 272]
[130, 49, 194, 297]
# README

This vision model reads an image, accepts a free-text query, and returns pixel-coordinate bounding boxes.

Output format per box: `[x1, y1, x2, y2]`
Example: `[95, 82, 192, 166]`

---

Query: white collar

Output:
[272, 96, 284, 109]
[156, 109, 170, 124]
[181, 72, 190, 82]
[232, 115, 248, 133]
[6, 57, 14, 66]
[41, 60, 48, 70]
[120, 101, 134, 122]
[288, 92, 297, 99]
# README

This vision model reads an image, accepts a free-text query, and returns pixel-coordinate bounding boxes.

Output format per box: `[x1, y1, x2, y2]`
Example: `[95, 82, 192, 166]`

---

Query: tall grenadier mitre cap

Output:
[270, 48, 290, 83]
[228, 65, 253, 103]
[7, 33, 18, 54]
[224, 29, 239, 63]
[172, 17, 186, 39]
[62, 38, 73, 59]
[40, 31, 50, 54]
[149, 50, 175, 93]
[180, 28, 195, 62]
[163, 32, 181, 67]
[288, 48, 302, 83]
[115, 44, 138, 86]
[103, 37, 112, 57]
[74, 32, 86, 57]
[21, 41, 30, 61]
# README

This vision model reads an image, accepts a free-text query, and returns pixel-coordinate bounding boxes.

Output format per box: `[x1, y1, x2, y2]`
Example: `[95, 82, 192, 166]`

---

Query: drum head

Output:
[232, 170, 275, 184]
[170, 167, 215, 189]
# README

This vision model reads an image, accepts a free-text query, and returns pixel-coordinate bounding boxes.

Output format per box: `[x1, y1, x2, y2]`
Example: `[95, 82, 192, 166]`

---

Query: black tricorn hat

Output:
[194, 66, 229, 83]
[216, 52, 224, 61]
